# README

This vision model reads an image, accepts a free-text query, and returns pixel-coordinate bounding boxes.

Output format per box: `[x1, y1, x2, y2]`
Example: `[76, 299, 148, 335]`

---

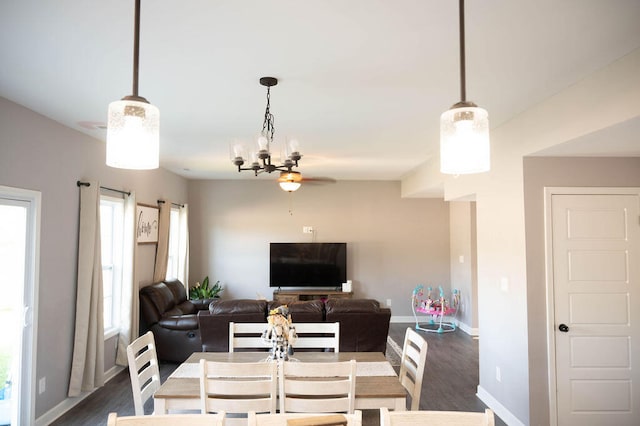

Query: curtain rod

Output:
[76, 180, 131, 196]
[157, 199, 185, 208]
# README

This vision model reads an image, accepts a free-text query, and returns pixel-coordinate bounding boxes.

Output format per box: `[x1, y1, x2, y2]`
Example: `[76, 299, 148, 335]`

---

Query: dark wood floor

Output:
[50, 323, 506, 425]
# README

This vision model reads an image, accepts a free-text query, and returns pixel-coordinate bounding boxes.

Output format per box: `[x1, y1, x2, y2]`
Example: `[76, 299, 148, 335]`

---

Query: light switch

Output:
[459, 255, 464, 263]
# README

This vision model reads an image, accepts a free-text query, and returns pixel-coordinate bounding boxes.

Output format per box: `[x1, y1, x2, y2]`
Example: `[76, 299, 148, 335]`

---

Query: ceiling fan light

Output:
[440, 105, 490, 175]
[106, 99, 159, 169]
[279, 181, 301, 192]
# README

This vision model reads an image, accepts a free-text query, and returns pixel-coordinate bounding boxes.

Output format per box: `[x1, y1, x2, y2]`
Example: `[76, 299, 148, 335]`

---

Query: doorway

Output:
[0, 186, 40, 426]
[545, 187, 640, 426]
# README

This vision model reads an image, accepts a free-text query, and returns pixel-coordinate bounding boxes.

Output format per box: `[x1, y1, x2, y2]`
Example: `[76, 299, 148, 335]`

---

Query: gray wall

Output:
[523, 156, 640, 426]
[188, 179, 451, 315]
[449, 201, 478, 331]
[0, 97, 188, 418]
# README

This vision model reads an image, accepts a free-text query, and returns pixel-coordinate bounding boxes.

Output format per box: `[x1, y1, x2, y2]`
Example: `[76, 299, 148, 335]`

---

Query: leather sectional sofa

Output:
[139, 279, 212, 362]
[198, 298, 391, 353]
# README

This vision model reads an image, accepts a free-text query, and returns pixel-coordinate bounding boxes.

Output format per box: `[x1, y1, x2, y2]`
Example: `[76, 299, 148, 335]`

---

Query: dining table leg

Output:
[154, 397, 167, 415]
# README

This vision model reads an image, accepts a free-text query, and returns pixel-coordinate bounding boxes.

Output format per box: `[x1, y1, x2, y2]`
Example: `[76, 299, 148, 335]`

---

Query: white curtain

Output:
[153, 200, 171, 283]
[177, 203, 189, 289]
[68, 181, 104, 397]
[116, 191, 137, 366]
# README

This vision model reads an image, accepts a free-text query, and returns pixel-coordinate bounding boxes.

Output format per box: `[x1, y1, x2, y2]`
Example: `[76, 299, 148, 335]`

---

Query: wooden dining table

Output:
[154, 351, 407, 414]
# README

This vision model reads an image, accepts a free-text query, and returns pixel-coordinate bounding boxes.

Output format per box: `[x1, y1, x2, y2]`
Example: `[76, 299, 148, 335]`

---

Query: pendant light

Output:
[440, 0, 490, 175]
[106, 0, 159, 170]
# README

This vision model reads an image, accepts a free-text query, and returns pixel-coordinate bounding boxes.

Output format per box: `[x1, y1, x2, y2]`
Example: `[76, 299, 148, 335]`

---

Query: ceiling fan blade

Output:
[301, 177, 337, 184]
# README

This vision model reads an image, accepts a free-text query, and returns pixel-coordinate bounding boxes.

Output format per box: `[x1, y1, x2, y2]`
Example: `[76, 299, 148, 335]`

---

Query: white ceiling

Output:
[1, 0, 639, 181]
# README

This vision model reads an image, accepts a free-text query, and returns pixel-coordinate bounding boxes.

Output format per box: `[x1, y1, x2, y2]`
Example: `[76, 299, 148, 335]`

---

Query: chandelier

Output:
[439, 0, 490, 175]
[106, 0, 159, 170]
[231, 77, 303, 189]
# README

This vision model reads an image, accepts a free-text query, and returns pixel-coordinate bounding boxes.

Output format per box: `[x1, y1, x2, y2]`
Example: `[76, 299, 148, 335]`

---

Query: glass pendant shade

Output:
[439, 105, 490, 174]
[279, 181, 301, 192]
[107, 99, 159, 169]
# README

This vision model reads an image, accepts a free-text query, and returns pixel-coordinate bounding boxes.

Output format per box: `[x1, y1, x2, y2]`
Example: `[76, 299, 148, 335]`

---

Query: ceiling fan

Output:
[277, 171, 336, 192]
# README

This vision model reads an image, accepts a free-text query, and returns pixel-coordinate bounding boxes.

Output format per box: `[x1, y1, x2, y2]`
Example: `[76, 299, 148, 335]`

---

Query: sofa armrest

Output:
[191, 298, 215, 311]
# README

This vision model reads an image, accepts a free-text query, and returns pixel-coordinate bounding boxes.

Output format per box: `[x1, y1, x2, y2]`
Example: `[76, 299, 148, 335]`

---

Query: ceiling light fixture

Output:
[440, 0, 490, 175]
[277, 171, 302, 192]
[106, 0, 159, 170]
[231, 77, 303, 191]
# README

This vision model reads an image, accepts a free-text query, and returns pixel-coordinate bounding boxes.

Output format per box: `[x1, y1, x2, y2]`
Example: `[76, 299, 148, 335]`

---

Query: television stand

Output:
[273, 289, 353, 303]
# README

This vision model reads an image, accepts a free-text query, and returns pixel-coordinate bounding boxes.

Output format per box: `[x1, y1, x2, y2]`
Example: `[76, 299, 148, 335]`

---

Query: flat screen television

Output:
[270, 242, 347, 288]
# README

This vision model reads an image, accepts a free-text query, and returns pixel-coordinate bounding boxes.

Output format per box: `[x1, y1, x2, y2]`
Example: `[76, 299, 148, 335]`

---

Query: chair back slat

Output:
[279, 360, 356, 414]
[107, 413, 225, 426]
[397, 328, 428, 410]
[379, 407, 495, 426]
[292, 322, 340, 352]
[200, 359, 278, 419]
[229, 322, 271, 352]
[247, 411, 363, 426]
[126, 331, 161, 416]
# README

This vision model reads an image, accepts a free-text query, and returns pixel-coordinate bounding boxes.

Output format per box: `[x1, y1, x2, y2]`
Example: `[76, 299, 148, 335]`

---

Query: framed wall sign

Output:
[136, 203, 159, 244]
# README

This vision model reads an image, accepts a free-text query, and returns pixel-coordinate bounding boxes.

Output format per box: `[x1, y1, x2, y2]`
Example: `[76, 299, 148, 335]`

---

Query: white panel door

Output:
[552, 193, 640, 425]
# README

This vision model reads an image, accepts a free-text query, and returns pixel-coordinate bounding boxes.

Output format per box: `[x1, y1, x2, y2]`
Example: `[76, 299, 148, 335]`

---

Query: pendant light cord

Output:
[132, 0, 141, 97]
[458, 0, 466, 103]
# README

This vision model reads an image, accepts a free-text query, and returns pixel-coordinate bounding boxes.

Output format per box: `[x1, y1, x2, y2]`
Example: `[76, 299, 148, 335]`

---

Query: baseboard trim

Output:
[391, 316, 478, 336]
[477, 385, 525, 426]
[35, 366, 125, 426]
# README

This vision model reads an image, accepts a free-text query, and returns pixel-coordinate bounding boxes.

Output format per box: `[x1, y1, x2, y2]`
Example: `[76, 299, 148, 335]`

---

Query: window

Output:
[166, 206, 181, 280]
[100, 195, 124, 337]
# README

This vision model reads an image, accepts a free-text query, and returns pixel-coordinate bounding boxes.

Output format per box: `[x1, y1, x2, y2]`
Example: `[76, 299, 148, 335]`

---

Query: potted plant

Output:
[189, 276, 223, 300]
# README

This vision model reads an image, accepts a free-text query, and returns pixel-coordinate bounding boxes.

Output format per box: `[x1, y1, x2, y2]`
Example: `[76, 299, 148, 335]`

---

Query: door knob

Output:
[558, 324, 569, 332]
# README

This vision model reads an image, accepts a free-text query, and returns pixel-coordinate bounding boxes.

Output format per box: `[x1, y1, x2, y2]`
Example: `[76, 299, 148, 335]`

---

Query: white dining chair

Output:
[291, 322, 340, 352]
[398, 327, 428, 410]
[126, 331, 161, 416]
[107, 412, 226, 426]
[379, 407, 495, 426]
[200, 359, 278, 425]
[247, 410, 362, 426]
[278, 359, 356, 414]
[229, 322, 271, 352]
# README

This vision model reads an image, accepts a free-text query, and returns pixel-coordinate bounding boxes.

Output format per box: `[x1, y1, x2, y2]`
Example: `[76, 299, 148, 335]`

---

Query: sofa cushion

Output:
[158, 314, 199, 330]
[267, 300, 324, 322]
[140, 282, 176, 321]
[166, 301, 197, 316]
[209, 299, 267, 315]
[325, 298, 380, 314]
[164, 279, 188, 302]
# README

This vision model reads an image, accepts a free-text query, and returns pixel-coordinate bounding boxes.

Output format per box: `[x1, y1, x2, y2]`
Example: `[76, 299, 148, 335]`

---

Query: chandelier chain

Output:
[262, 87, 275, 142]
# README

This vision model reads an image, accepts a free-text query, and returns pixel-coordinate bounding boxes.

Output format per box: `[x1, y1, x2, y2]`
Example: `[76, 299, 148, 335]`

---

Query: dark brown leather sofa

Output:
[139, 279, 212, 362]
[197, 298, 391, 353]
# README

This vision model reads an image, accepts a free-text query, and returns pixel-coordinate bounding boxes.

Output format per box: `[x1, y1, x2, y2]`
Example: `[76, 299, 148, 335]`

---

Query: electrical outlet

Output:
[386, 299, 392, 307]
[496, 367, 501, 383]
[39, 377, 46, 394]
[303, 226, 314, 234]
